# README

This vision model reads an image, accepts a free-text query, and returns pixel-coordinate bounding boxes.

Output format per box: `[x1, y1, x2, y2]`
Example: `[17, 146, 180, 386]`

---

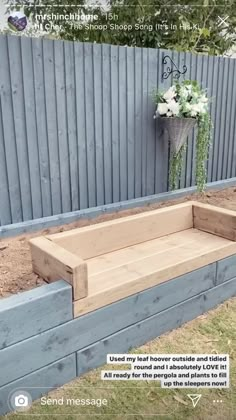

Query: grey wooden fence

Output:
[0, 34, 236, 226]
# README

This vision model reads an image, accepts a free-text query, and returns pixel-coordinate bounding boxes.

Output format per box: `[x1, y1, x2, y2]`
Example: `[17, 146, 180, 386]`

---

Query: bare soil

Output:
[1, 186, 236, 299]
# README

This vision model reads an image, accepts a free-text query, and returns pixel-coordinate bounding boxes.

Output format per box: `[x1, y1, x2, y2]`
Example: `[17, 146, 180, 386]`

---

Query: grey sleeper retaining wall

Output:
[0, 281, 72, 350]
[0, 257, 236, 415]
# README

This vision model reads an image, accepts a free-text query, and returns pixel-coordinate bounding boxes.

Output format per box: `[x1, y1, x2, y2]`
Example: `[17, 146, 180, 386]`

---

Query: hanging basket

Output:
[161, 117, 196, 154]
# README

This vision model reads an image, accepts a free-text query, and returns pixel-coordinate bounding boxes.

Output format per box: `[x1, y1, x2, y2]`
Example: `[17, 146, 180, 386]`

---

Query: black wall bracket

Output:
[162, 55, 187, 81]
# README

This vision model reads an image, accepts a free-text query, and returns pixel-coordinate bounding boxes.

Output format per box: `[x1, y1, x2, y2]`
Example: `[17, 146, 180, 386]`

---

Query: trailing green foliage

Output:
[169, 144, 187, 191]
[169, 116, 212, 192]
[195, 112, 213, 191]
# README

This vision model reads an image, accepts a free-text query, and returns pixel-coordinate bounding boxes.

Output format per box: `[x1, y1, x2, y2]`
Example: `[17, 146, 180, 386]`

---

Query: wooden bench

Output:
[29, 201, 236, 318]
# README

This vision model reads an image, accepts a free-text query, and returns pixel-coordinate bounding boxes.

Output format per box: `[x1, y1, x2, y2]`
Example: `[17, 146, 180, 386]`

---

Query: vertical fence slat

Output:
[191, 53, 203, 186]
[8, 36, 32, 221]
[84, 43, 96, 208]
[209, 56, 220, 182]
[178, 51, 188, 189]
[42, 39, 61, 215]
[32, 38, 52, 217]
[187, 52, 197, 187]
[200, 54, 210, 187]
[217, 58, 229, 180]
[118, 45, 128, 201]
[201, 54, 209, 90]
[212, 56, 224, 182]
[21, 36, 42, 219]
[134, 47, 142, 198]
[228, 60, 236, 178]
[74, 42, 88, 210]
[146, 48, 157, 195]
[184, 51, 194, 188]
[141, 48, 148, 197]
[102, 44, 112, 204]
[64, 40, 79, 211]
[110, 45, 120, 203]
[0, 35, 22, 223]
[93, 44, 104, 206]
[54, 40, 71, 213]
[170, 50, 182, 190]
[207, 55, 217, 183]
[0, 96, 11, 225]
[127, 46, 135, 199]
[222, 58, 232, 180]
[156, 49, 170, 193]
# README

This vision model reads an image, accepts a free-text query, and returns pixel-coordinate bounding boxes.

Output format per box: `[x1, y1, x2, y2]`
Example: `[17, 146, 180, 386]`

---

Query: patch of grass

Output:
[2, 298, 236, 420]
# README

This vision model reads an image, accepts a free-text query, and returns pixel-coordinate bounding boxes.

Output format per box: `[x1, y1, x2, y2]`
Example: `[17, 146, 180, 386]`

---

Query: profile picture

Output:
[8, 11, 27, 32]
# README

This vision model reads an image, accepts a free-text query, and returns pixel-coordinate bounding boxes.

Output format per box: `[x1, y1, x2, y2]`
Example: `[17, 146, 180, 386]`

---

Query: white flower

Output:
[190, 104, 200, 117]
[198, 102, 207, 113]
[153, 109, 158, 119]
[163, 85, 176, 101]
[190, 109, 197, 117]
[166, 111, 173, 117]
[190, 102, 207, 115]
[185, 102, 192, 112]
[157, 102, 169, 115]
[167, 99, 180, 116]
[200, 95, 208, 103]
[180, 87, 189, 98]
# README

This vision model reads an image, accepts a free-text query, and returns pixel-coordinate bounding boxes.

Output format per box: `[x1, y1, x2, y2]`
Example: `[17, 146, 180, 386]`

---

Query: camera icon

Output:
[9, 390, 32, 412]
[15, 394, 29, 407]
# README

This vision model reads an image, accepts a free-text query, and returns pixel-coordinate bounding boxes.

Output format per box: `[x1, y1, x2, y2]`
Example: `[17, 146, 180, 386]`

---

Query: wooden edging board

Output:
[47, 201, 194, 259]
[29, 200, 236, 315]
[73, 240, 236, 317]
[29, 237, 88, 300]
[29, 202, 194, 299]
[193, 202, 236, 241]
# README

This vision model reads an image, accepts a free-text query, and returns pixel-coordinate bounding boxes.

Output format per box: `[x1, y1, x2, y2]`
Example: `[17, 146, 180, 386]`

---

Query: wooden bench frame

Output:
[29, 201, 236, 317]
